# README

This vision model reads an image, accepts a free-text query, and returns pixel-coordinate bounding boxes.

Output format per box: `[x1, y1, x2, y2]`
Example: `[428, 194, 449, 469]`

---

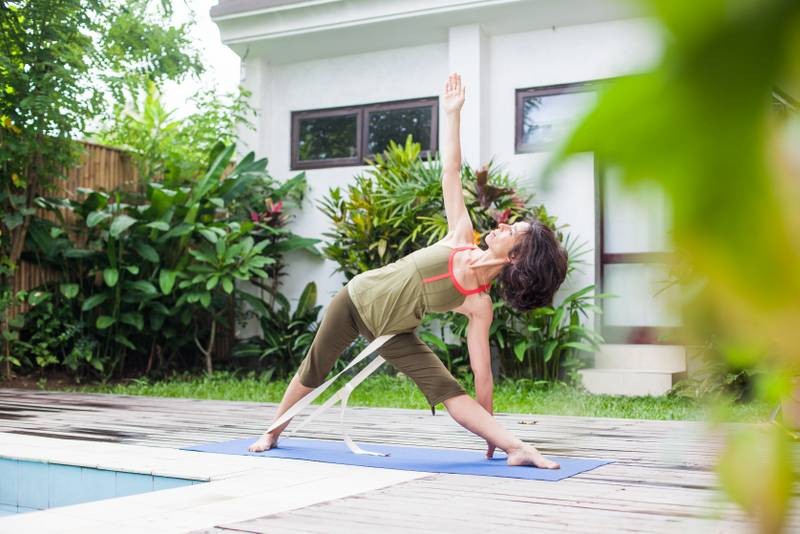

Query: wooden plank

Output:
[1, 388, 796, 533]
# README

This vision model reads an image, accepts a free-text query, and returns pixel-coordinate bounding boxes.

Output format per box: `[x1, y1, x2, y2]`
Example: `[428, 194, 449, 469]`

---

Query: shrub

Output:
[319, 135, 603, 380]
[22, 142, 316, 379]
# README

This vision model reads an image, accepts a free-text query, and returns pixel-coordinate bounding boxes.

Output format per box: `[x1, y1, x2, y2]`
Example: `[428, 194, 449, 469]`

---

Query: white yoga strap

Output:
[266, 334, 395, 456]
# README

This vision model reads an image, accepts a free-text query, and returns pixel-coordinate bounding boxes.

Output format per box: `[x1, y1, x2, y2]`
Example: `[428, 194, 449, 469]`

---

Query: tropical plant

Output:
[179, 228, 275, 374]
[0, 287, 25, 374]
[94, 81, 256, 186]
[423, 284, 604, 381]
[0, 0, 202, 378]
[319, 135, 561, 278]
[234, 282, 322, 380]
[23, 142, 316, 378]
[320, 135, 600, 380]
[11, 288, 103, 377]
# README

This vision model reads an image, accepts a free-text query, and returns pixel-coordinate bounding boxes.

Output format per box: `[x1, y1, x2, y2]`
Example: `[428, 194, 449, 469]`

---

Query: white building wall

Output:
[261, 42, 449, 318]
[236, 17, 662, 336]
[487, 18, 661, 301]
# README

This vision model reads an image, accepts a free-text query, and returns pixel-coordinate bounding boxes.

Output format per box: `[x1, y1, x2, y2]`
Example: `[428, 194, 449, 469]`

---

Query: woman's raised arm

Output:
[441, 73, 474, 242]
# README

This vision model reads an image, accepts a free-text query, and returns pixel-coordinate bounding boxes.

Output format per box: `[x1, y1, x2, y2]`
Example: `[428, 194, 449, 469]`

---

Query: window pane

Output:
[366, 106, 432, 155]
[603, 168, 672, 253]
[602, 263, 681, 328]
[521, 90, 595, 150]
[297, 114, 358, 161]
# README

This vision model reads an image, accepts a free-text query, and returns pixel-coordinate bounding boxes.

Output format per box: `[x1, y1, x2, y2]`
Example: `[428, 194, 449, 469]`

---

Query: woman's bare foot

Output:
[506, 443, 560, 469]
[248, 431, 279, 452]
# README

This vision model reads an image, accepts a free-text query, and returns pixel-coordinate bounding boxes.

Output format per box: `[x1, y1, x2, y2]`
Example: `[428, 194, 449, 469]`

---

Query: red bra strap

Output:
[448, 246, 491, 295]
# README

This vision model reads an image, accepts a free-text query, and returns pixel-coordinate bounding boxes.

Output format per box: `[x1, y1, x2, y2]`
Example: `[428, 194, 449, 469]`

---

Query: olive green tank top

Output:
[346, 243, 491, 336]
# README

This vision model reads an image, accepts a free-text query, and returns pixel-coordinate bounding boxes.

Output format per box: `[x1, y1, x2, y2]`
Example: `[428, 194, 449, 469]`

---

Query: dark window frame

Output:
[361, 97, 439, 160]
[515, 80, 603, 154]
[291, 96, 439, 170]
[290, 106, 363, 170]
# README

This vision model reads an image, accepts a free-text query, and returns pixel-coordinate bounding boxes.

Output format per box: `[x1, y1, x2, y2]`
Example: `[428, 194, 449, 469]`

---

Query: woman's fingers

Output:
[445, 73, 463, 94]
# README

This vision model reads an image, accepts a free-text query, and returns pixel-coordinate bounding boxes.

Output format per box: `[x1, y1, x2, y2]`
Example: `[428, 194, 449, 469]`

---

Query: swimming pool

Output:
[0, 457, 203, 516]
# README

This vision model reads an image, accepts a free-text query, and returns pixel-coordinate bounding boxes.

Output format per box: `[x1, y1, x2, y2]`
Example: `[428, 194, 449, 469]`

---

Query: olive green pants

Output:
[296, 285, 466, 407]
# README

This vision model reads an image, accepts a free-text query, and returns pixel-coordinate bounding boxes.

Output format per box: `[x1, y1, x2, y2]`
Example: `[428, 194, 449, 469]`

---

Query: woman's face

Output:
[486, 221, 531, 258]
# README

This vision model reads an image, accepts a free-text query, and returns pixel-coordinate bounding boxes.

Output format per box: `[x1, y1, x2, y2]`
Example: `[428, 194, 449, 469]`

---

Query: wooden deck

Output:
[0, 388, 796, 533]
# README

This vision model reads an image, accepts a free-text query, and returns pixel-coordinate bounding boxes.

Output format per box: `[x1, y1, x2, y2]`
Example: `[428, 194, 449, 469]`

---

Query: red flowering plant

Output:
[249, 198, 285, 228]
[320, 137, 597, 381]
[229, 172, 321, 306]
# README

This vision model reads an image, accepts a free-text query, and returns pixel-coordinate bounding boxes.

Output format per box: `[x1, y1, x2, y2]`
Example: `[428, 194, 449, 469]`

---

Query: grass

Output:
[54, 371, 773, 423]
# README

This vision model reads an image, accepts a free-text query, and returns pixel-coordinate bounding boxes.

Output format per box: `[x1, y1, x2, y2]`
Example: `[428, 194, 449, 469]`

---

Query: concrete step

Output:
[578, 368, 686, 397]
[595, 344, 686, 373]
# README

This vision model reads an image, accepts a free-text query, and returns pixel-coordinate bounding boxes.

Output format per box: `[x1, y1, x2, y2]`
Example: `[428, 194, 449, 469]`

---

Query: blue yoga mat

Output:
[182, 437, 612, 481]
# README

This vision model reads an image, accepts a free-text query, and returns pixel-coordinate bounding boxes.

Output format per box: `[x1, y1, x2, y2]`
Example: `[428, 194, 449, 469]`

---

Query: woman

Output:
[249, 73, 568, 469]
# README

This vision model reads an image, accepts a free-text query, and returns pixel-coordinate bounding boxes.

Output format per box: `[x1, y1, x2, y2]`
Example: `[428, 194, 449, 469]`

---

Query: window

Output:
[515, 82, 598, 153]
[291, 97, 438, 170]
[593, 89, 795, 344]
[596, 164, 680, 344]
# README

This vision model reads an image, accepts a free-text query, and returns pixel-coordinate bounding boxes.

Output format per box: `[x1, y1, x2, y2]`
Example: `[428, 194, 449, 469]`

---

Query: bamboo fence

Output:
[12, 141, 140, 314]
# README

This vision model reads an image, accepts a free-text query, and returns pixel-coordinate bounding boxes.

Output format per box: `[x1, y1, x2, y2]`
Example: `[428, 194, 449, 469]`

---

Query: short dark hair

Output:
[497, 219, 568, 311]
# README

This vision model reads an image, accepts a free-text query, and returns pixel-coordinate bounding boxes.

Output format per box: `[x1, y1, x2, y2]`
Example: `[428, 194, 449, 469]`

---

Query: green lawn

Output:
[56, 371, 771, 423]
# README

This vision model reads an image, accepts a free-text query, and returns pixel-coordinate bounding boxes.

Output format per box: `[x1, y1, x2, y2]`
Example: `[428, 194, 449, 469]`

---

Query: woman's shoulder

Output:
[433, 234, 478, 250]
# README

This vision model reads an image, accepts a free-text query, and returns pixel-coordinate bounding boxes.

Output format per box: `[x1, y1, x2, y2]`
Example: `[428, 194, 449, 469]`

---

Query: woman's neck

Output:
[465, 248, 507, 284]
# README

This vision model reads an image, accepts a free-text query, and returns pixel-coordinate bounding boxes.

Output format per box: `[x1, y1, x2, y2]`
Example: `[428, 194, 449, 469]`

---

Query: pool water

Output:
[0, 457, 203, 517]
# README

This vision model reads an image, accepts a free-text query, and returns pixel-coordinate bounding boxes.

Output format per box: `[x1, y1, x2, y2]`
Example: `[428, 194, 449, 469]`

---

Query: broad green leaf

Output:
[238, 290, 270, 318]
[103, 268, 119, 287]
[157, 223, 194, 242]
[514, 340, 528, 362]
[120, 312, 144, 331]
[59, 283, 79, 299]
[114, 333, 136, 350]
[144, 221, 170, 231]
[419, 331, 448, 353]
[82, 293, 108, 311]
[64, 248, 95, 259]
[548, 307, 565, 337]
[87, 211, 110, 228]
[222, 277, 234, 294]
[296, 282, 317, 317]
[159, 269, 177, 294]
[3, 212, 23, 230]
[134, 242, 159, 263]
[96, 316, 116, 329]
[27, 291, 50, 306]
[128, 280, 158, 295]
[109, 214, 137, 238]
[198, 228, 218, 243]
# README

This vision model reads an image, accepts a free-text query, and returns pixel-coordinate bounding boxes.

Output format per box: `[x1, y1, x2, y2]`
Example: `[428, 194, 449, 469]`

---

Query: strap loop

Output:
[267, 334, 395, 456]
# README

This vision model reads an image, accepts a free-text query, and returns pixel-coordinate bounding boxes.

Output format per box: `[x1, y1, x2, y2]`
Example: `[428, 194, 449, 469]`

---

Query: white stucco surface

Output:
[224, 8, 664, 339]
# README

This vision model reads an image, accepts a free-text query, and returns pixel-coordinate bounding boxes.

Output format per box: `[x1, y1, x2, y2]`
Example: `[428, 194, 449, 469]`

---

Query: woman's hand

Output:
[442, 72, 465, 115]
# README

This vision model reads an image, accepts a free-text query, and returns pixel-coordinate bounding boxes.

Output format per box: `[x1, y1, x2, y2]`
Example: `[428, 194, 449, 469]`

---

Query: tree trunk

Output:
[205, 319, 216, 374]
[194, 315, 217, 375]
[2, 313, 10, 380]
[1, 152, 42, 380]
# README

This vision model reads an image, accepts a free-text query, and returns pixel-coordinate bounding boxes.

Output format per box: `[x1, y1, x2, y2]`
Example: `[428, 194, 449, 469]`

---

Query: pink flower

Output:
[249, 211, 260, 223]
